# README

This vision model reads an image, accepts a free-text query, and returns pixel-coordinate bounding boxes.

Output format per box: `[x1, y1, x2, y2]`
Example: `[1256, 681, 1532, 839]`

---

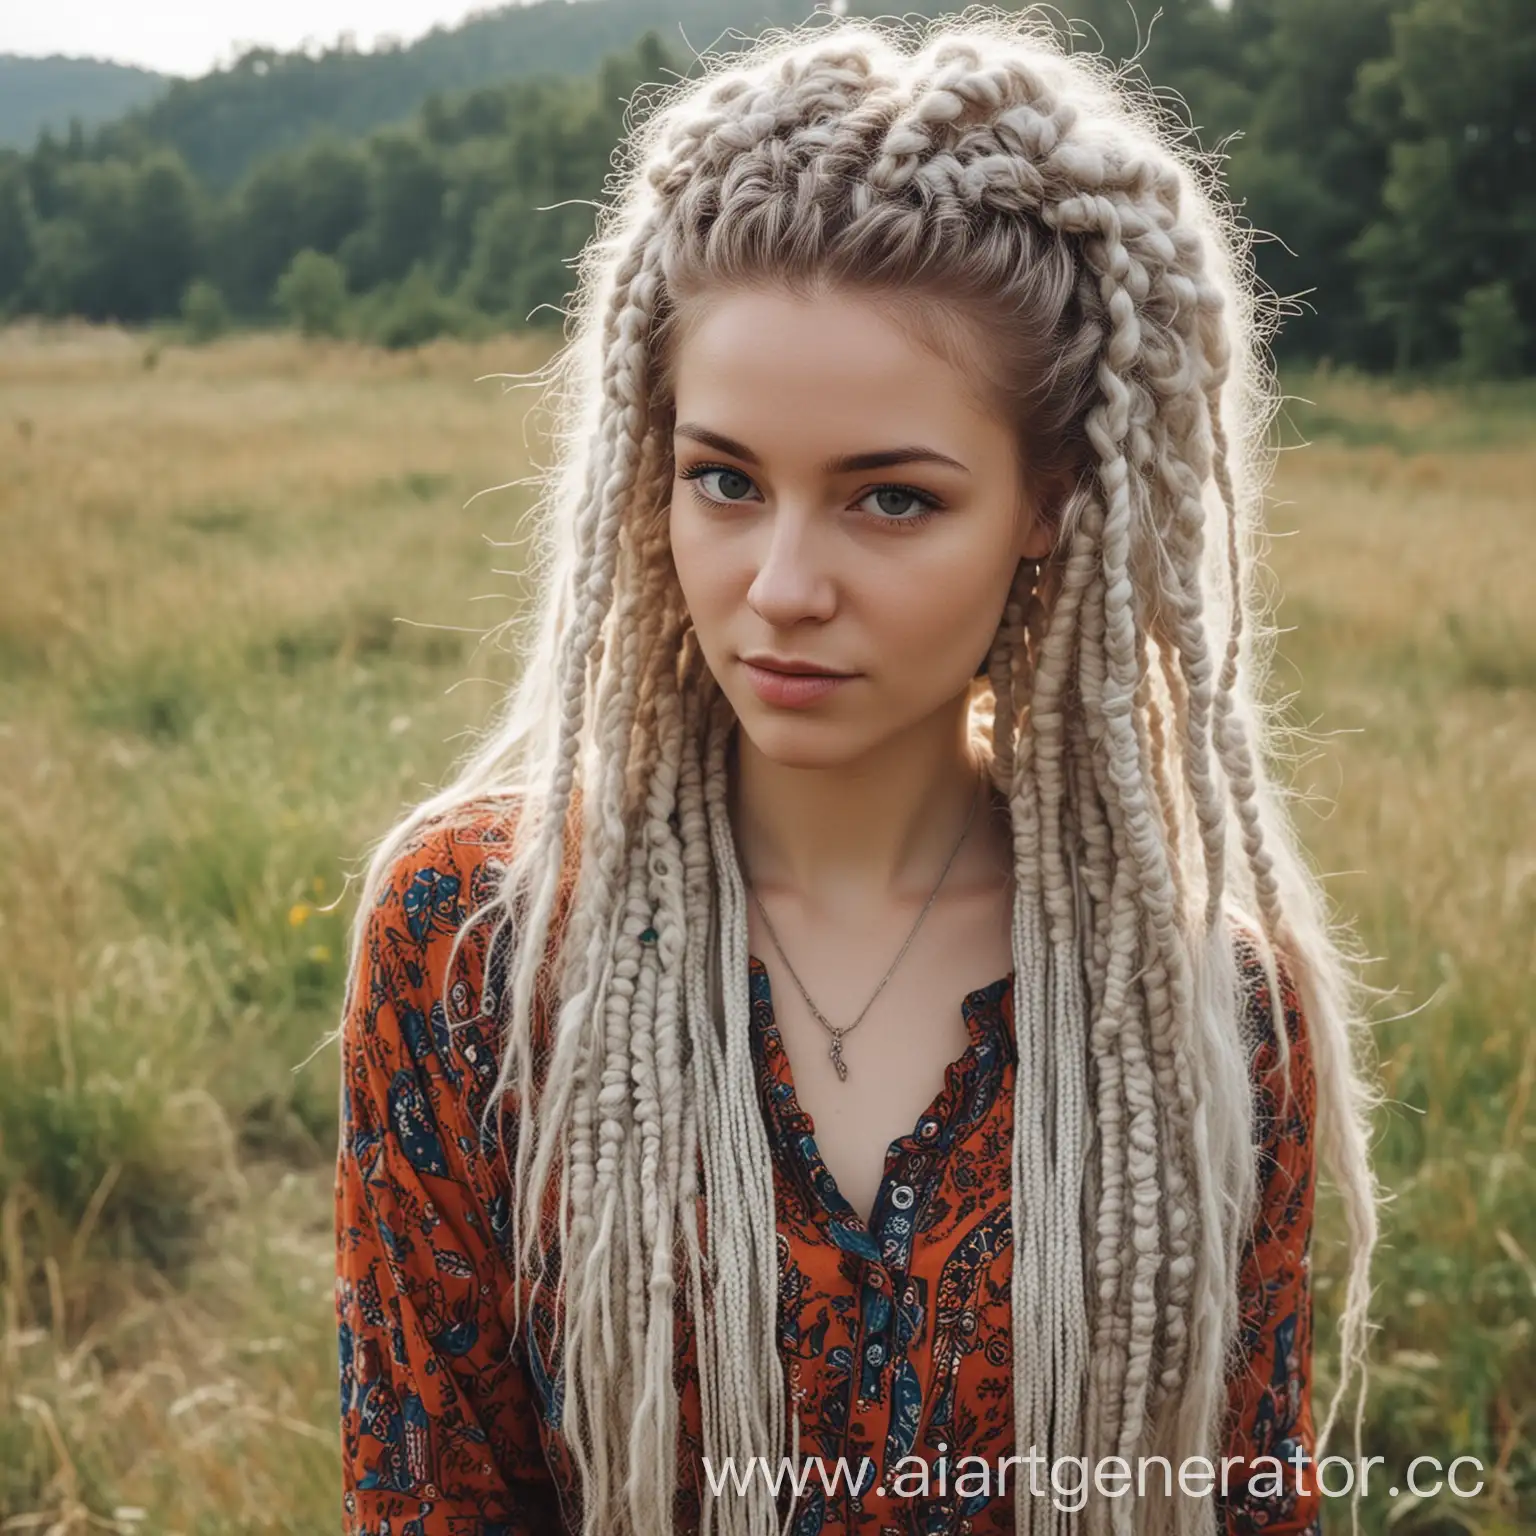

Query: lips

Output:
[741, 656, 853, 677]
[757, 665, 847, 677]
[740, 660, 855, 708]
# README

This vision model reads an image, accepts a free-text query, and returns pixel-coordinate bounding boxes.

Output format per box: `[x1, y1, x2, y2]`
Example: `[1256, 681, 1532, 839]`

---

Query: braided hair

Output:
[345, 12, 1380, 1534]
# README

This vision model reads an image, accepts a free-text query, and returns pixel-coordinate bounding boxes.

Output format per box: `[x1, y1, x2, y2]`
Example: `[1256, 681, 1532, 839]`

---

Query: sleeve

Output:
[1216, 937, 1323, 1536]
[334, 822, 566, 1535]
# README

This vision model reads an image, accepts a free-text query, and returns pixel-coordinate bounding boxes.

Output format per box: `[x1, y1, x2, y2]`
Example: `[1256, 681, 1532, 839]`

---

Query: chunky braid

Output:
[341, 16, 1381, 1536]
[866, 47, 1219, 1524]
[494, 230, 674, 1351]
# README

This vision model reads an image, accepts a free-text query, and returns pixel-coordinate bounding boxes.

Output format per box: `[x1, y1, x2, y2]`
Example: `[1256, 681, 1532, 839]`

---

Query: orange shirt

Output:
[336, 800, 1320, 1534]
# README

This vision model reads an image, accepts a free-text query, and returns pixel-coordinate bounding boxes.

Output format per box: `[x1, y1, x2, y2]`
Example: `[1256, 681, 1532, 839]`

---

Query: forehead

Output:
[668, 287, 1003, 458]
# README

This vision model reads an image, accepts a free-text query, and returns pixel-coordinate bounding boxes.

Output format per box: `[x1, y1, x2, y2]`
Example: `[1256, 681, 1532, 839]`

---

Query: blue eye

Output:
[680, 464, 760, 503]
[678, 463, 945, 531]
[857, 486, 943, 527]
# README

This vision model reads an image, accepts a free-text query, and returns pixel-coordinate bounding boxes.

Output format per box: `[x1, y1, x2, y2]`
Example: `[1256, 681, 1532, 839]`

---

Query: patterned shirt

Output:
[336, 799, 1320, 1534]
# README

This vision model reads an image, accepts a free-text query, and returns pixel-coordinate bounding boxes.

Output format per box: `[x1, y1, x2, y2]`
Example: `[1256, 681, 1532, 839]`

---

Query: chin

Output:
[731, 708, 881, 774]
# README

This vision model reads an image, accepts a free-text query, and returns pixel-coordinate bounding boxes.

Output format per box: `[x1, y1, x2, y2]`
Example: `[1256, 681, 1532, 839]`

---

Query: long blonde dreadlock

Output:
[343, 11, 1380, 1534]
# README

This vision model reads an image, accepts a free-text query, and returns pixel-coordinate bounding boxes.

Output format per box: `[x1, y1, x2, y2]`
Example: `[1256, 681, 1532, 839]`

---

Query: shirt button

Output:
[890, 1184, 914, 1210]
[866, 1341, 885, 1364]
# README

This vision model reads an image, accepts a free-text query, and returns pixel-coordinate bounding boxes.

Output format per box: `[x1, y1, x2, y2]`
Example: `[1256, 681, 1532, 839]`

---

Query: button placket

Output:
[876, 1151, 932, 1274]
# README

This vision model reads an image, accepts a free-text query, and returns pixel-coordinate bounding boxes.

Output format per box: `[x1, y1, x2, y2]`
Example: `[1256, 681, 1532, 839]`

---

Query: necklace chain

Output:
[743, 766, 985, 1083]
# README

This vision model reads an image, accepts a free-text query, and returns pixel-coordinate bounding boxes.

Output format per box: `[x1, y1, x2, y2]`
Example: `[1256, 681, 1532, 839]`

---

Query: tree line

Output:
[0, 0, 1528, 373]
[72, 0, 827, 192]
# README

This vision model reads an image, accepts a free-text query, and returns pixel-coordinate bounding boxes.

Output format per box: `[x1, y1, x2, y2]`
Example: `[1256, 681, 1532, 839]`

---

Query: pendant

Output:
[829, 1034, 849, 1082]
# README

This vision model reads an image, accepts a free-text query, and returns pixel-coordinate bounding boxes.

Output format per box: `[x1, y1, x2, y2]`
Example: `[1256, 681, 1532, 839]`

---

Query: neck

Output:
[727, 693, 1013, 911]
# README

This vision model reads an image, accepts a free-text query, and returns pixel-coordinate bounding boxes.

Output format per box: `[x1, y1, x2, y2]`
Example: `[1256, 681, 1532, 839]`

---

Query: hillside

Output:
[104, 0, 838, 192]
[0, 54, 168, 148]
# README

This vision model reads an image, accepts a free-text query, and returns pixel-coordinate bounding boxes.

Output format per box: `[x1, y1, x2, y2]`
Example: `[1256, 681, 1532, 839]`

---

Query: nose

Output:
[746, 505, 837, 626]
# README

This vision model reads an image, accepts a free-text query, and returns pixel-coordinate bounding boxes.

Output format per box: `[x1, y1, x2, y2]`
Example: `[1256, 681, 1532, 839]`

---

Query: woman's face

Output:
[667, 285, 1053, 768]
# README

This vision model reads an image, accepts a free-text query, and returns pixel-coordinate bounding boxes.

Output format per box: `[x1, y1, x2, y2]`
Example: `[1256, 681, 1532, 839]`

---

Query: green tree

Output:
[436, 136, 524, 291]
[1351, 0, 1536, 370]
[218, 154, 306, 315]
[0, 155, 38, 312]
[180, 277, 230, 342]
[129, 151, 204, 316]
[292, 137, 370, 257]
[273, 248, 348, 337]
[23, 126, 80, 223]
[216, 137, 369, 314]
[25, 150, 202, 321]
[458, 191, 594, 324]
[1456, 280, 1526, 381]
[1226, 0, 1402, 364]
[355, 130, 447, 287]
[31, 160, 136, 318]
[371, 263, 474, 349]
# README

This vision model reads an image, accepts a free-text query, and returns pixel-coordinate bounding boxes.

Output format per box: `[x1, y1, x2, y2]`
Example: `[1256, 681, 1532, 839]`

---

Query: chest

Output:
[746, 887, 1015, 1229]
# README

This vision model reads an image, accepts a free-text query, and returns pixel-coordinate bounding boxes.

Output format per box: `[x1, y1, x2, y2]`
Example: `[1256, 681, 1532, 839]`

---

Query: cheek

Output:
[668, 500, 705, 598]
[668, 500, 734, 618]
[872, 545, 1009, 657]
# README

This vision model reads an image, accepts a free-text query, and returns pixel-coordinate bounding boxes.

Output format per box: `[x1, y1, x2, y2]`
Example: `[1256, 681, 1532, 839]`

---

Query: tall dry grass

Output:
[0, 326, 1531, 1533]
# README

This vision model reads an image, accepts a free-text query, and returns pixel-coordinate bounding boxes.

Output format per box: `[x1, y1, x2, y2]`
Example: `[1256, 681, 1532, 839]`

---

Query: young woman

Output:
[334, 13, 1379, 1536]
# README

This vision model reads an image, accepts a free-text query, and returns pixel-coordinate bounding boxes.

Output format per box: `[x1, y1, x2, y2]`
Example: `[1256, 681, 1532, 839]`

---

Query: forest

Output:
[0, 0, 1530, 373]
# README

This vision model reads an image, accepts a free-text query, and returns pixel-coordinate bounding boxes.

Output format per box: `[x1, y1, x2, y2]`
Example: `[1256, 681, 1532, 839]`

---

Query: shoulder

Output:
[382, 792, 527, 908]
[342, 795, 526, 1087]
[342, 790, 571, 1112]
[357, 794, 521, 986]
[335, 800, 534, 1286]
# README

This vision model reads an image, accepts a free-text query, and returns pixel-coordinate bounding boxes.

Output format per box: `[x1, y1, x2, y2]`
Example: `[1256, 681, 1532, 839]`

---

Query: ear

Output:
[1016, 467, 1071, 561]
[1015, 499, 1055, 561]
[1019, 515, 1053, 561]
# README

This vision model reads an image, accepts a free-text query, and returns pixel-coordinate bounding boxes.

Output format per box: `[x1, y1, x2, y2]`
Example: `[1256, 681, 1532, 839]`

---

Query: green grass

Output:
[0, 332, 1531, 1532]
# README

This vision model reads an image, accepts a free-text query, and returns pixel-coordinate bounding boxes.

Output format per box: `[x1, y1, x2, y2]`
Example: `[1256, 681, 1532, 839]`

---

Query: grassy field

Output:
[1, 325, 1531, 1533]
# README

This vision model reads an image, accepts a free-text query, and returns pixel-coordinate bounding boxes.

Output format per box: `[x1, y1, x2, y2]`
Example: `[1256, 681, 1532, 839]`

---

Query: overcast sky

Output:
[1, 1, 507, 77]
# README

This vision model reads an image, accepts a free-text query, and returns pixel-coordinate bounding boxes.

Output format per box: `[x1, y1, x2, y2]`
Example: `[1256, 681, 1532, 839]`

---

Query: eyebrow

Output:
[674, 423, 971, 477]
